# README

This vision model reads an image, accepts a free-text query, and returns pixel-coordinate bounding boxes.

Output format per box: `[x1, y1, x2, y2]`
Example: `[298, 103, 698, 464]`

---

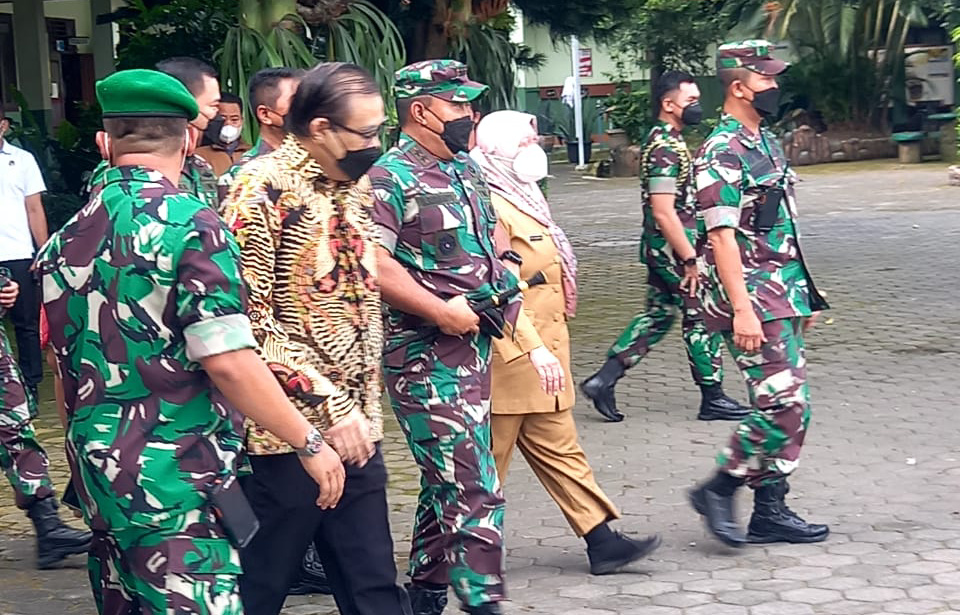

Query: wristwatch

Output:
[499, 250, 523, 266]
[295, 427, 325, 457]
[680, 257, 697, 267]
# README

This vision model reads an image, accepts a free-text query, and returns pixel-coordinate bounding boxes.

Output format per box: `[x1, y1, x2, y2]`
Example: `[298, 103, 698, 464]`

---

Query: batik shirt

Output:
[217, 137, 276, 207]
[87, 154, 219, 211]
[221, 135, 384, 454]
[639, 121, 704, 270]
[694, 114, 827, 331]
[368, 133, 519, 360]
[36, 165, 255, 532]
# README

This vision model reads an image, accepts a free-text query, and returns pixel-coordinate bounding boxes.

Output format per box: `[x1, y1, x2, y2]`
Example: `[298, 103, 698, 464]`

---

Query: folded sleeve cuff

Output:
[648, 176, 677, 195]
[703, 206, 741, 231]
[184, 313, 257, 362]
[377, 225, 398, 254]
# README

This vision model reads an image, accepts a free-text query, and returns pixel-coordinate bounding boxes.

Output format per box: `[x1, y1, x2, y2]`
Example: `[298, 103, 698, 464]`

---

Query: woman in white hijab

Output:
[471, 111, 660, 575]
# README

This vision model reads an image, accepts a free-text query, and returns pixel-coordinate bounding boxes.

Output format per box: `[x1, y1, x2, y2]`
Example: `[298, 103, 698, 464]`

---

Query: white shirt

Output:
[0, 139, 46, 261]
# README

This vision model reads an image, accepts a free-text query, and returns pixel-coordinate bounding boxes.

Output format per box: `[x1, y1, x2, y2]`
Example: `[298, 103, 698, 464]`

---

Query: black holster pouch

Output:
[753, 186, 784, 232]
[475, 305, 506, 339]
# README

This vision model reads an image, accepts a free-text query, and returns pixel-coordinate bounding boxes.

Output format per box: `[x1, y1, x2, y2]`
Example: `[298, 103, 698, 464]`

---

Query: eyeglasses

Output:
[331, 120, 387, 143]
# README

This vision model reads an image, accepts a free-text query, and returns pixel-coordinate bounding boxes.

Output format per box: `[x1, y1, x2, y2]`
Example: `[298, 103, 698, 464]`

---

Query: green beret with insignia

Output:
[717, 40, 789, 76]
[96, 69, 199, 120]
[394, 59, 488, 102]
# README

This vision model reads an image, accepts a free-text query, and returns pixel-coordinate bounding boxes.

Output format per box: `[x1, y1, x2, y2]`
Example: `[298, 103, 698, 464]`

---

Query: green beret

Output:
[96, 69, 199, 120]
[394, 59, 488, 102]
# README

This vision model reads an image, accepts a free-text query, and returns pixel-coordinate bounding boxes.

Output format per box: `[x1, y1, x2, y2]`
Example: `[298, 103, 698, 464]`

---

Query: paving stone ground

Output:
[1, 160, 959, 614]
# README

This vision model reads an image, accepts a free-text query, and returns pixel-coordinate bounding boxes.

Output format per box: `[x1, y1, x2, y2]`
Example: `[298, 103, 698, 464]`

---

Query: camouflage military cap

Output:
[394, 59, 488, 102]
[96, 69, 199, 120]
[717, 40, 789, 76]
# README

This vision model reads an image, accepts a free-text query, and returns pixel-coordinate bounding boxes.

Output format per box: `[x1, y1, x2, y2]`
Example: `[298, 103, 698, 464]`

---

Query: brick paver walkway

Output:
[2, 161, 958, 615]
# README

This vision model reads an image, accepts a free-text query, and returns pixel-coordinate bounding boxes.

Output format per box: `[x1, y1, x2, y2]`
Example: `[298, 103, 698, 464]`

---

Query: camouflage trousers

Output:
[0, 327, 54, 509]
[88, 509, 243, 615]
[716, 317, 812, 488]
[384, 337, 505, 608]
[608, 266, 723, 386]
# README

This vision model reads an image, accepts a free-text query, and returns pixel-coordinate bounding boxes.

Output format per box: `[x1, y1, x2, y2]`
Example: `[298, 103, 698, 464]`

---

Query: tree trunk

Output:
[647, 49, 664, 120]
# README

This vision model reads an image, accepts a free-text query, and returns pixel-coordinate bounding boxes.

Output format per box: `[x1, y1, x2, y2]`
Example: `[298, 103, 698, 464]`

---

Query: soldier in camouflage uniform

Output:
[369, 60, 521, 615]
[36, 69, 345, 614]
[581, 70, 748, 423]
[687, 41, 830, 548]
[86, 57, 221, 209]
[0, 270, 91, 569]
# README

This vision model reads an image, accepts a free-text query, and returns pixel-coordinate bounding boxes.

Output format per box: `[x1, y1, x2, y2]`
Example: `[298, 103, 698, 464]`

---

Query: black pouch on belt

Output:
[206, 475, 260, 548]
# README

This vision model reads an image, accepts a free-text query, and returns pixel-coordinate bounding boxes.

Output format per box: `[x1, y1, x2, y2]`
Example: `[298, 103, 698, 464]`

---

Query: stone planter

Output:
[538, 134, 557, 154]
[605, 128, 629, 150]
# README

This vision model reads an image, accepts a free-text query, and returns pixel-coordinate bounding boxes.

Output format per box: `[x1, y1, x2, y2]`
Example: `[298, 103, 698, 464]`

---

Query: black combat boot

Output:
[688, 472, 747, 548]
[287, 543, 332, 595]
[580, 358, 626, 422]
[585, 522, 662, 575]
[406, 582, 448, 615]
[26, 497, 92, 569]
[697, 384, 750, 421]
[747, 480, 829, 544]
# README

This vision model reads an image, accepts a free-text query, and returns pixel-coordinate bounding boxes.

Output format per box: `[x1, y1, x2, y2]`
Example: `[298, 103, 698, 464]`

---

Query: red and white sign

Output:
[579, 48, 593, 77]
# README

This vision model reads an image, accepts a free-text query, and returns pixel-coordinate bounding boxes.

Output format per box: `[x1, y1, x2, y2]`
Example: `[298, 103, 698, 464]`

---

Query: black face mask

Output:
[681, 101, 703, 126]
[748, 86, 781, 119]
[200, 114, 226, 147]
[426, 109, 474, 154]
[336, 147, 381, 181]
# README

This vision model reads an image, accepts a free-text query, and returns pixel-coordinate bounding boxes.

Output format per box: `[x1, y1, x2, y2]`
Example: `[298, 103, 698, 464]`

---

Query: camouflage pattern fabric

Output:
[393, 59, 488, 102]
[694, 113, 828, 332]
[716, 317, 810, 488]
[607, 122, 725, 386]
[0, 323, 54, 509]
[638, 121, 702, 269]
[86, 154, 219, 211]
[716, 39, 789, 75]
[608, 267, 722, 386]
[88, 509, 243, 615]
[36, 164, 255, 610]
[369, 133, 515, 608]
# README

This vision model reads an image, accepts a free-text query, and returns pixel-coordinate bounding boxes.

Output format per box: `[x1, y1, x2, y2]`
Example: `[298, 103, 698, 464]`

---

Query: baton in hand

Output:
[384, 271, 547, 354]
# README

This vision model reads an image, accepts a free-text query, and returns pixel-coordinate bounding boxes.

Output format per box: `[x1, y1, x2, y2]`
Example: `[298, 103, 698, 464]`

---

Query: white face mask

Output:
[512, 144, 548, 183]
[220, 124, 241, 144]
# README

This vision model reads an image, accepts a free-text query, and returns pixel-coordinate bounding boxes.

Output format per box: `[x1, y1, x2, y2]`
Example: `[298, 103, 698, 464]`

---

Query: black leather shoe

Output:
[407, 582, 448, 615]
[698, 386, 750, 421]
[747, 481, 829, 544]
[587, 531, 661, 575]
[689, 484, 747, 548]
[287, 543, 332, 595]
[27, 497, 92, 569]
[580, 358, 626, 422]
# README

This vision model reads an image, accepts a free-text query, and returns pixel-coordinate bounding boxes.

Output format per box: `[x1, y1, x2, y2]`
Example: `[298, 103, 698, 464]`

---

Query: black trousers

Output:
[0, 259, 42, 387]
[239, 446, 409, 615]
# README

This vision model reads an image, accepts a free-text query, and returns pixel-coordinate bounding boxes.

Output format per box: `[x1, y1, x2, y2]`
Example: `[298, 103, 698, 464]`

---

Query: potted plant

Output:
[549, 98, 602, 164]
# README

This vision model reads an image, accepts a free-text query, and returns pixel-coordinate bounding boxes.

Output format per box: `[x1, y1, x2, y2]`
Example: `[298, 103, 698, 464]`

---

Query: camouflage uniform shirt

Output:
[87, 153, 219, 211]
[221, 135, 384, 454]
[36, 165, 255, 533]
[640, 121, 703, 270]
[694, 114, 827, 331]
[368, 133, 517, 351]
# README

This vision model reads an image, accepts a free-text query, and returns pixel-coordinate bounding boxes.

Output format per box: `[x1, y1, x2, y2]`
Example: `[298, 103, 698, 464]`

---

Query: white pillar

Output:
[570, 36, 585, 168]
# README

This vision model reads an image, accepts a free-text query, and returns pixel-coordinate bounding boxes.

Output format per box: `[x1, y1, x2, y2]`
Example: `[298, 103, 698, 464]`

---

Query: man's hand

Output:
[298, 443, 346, 509]
[0, 281, 19, 309]
[679, 262, 699, 298]
[732, 308, 766, 353]
[529, 346, 565, 396]
[803, 311, 821, 333]
[323, 409, 374, 467]
[436, 295, 480, 336]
